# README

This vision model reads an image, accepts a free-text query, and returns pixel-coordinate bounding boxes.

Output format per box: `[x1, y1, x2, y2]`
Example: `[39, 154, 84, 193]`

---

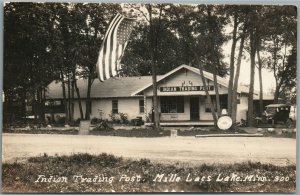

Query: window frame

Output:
[139, 99, 144, 113]
[160, 96, 184, 113]
[112, 99, 118, 114]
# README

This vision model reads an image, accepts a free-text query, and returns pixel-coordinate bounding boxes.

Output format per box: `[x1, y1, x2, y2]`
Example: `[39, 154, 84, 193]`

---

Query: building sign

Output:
[160, 86, 214, 92]
[217, 116, 233, 130]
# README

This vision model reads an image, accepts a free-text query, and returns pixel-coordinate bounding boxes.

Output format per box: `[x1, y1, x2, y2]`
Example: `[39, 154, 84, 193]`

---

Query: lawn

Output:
[2, 153, 296, 193]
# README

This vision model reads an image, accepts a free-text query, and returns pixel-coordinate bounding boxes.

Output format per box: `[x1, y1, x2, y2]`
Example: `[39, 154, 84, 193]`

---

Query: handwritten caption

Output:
[34, 173, 290, 184]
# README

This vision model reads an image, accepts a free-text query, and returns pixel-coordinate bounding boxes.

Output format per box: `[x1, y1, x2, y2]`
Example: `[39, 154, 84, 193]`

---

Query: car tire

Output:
[286, 118, 293, 128]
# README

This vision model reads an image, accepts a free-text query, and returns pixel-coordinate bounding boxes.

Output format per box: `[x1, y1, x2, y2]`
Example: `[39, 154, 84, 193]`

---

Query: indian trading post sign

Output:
[160, 86, 214, 92]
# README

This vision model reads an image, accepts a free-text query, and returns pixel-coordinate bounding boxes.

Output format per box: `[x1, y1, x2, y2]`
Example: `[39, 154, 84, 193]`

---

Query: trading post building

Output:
[46, 64, 273, 126]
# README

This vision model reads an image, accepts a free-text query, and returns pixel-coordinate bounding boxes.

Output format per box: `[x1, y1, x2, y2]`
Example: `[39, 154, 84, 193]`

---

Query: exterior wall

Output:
[158, 96, 215, 121]
[68, 95, 248, 123]
[73, 100, 86, 120]
[199, 96, 214, 121]
[73, 97, 150, 121]
[144, 68, 228, 97]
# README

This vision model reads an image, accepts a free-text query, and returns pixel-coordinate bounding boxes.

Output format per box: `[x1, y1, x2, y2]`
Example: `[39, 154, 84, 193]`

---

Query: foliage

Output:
[109, 112, 121, 124]
[91, 120, 113, 131]
[119, 112, 129, 124]
[90, 117, 101, 125]
[108, 112, 129, 124]
[2, 153, 296, 192]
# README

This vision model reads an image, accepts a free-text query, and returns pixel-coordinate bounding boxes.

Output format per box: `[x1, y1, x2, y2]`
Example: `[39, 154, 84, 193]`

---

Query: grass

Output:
[2, 153, 296, 193]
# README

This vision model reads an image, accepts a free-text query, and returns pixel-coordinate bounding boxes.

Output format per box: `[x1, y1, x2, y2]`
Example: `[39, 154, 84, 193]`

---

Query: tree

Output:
[165, 4, 229, 126]
[226, 7, 239, 117]
[264, 6, 297, 104]
[231, 16, 248, 124]
[4, 3, 62, 123]
[246, 6, 259, 127]
[61, 3, 122, 120]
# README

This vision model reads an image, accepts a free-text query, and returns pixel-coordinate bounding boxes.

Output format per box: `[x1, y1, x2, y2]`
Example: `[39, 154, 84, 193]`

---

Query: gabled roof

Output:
[131, 64, 232, 95]
[46, 76, 162, 99]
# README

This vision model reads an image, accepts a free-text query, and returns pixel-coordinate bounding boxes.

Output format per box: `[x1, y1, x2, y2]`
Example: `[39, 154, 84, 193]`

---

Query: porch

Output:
[145, 120, 214, 126]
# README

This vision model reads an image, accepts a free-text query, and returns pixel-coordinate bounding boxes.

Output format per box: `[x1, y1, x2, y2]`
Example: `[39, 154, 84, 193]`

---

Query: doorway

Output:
[190, 97, 199, 121]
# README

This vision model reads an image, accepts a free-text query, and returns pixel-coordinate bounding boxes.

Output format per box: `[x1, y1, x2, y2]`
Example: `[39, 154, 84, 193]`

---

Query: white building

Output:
[46, 64, 274, 125]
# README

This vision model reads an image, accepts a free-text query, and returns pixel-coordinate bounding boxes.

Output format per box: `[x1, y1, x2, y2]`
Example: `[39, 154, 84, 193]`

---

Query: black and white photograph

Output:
[1, 2, 297, 193]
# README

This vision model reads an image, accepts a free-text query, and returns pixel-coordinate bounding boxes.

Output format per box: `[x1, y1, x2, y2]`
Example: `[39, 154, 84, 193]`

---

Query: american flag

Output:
[96, 13, 135, 82]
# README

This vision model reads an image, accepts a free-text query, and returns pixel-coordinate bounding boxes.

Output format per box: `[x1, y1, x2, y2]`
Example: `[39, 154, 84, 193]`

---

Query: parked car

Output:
[262, 104, 294, 127]
[289, 105, 297, 121]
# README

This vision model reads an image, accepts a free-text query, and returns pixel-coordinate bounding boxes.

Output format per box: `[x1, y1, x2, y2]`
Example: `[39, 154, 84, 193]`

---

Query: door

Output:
[190, 97, 199, 121]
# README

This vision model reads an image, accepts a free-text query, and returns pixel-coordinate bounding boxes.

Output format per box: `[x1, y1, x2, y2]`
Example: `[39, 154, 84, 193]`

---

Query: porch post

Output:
[144, 95, 147, 121]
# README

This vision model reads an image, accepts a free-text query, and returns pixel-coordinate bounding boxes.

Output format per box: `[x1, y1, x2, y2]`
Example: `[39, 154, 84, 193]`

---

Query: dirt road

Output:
[2, 133, 296, 166]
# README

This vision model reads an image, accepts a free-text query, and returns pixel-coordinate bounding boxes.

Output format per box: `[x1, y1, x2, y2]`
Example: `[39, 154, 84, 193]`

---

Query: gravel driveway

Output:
[2, 133, 296, 166]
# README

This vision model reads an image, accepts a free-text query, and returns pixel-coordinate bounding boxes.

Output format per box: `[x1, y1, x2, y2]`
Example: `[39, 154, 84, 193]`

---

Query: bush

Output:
[109, 112, 121, 123]
[92, 120, 113, 131]
[119, 112, 129, 124]
[55, 116, 66, 125]
[75, 118, 81, 125]
[91, 117, 102, 125]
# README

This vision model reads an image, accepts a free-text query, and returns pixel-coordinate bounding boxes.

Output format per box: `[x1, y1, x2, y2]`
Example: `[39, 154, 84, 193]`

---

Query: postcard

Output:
[2, 2, 297, 193]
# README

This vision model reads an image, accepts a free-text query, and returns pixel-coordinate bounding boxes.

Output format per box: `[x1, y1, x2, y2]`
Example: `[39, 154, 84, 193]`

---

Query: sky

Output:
[222, 40, 276, 94]
[220, 20, 279, 94]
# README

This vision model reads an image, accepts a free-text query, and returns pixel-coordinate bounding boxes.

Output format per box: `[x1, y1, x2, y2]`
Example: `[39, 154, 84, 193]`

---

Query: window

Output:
[160, 96, 184, 113]
[139, 99, 144, 113]
[112, 100, 118, 114]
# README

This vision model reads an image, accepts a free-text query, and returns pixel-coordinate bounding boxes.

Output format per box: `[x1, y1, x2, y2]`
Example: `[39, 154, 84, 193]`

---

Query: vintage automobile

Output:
[262, 104, 294, 127]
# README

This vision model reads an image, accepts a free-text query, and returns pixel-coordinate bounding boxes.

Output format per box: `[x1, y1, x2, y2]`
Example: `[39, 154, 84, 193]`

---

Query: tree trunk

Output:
[70, 75, 75, 123]
[60, 71, 69, 125]
[67, 74, 71, 123]
[74, 74, 84, 120]
[146, 4, 163, 130]
[213, 70, 221, 117]
[193, 53, 218, 126]
[207, 6, 221, 117]
[33, 91, 38, 124]
[228, 11, 238, 116]
[273, 85, 280, 103]
[85, 75, 92, 120]
[247, 26, 256, 127]
[232, 21, 247, 124]
[36, 89, 41, 124]
[38, 88, 46, 123]
[152, 64, 160, 130]
[257, 49, 264, 116]
[21, 87, 27, 118]
[8, 90, 14, 126]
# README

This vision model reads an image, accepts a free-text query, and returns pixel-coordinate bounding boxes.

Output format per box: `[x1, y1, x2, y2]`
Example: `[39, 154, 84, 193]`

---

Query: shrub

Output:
[109, 112, 121, 123]
[91, 117, 101, 125]
[55, 116, 66, 125]
[119, 112, 129, 124]
[92, 120, 113, 131]
[75, 118, 81, 125]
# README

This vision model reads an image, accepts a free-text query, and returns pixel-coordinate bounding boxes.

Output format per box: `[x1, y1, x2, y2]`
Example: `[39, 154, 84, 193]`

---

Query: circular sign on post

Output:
[217, 116, 233, 130]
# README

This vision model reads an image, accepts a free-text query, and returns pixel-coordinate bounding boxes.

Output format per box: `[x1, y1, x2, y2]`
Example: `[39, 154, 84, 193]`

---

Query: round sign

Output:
[217, 116, 233, 130]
